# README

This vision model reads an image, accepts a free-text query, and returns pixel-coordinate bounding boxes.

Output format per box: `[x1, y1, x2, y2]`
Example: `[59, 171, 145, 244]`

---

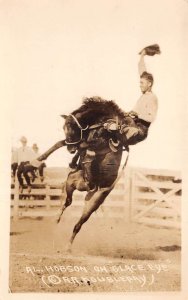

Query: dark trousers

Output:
[17, 161, 29, 186]
[23, 163, 46, 186]
[121, 116, 150, 145]
[11, 163, 18, 177]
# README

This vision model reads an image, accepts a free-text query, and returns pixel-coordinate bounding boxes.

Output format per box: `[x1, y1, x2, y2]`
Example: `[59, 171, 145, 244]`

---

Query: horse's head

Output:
[61, 114, 83, 154]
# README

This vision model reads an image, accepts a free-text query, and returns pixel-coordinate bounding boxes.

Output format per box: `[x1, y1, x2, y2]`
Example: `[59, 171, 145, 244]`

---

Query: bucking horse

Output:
[35, 97, 131, 251]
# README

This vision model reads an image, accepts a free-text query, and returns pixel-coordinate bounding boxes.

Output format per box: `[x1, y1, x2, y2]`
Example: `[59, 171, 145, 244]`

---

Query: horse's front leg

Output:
[30, 140, 66, 169]
[38, 140, 66, 162]
[57, 175, 76, 224]
[67, 186, 113, 252]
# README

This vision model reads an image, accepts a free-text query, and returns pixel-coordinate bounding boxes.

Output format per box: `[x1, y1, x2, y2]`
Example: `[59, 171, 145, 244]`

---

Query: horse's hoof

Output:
[19, 186, 23, 194]
[56, 217, 61, 224]
[56, 211, 63, 223]
[65, 243, 72, 254]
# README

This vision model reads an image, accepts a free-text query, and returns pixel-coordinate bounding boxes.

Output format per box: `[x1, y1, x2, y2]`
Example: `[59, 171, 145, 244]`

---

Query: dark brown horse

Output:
[36, 97, 129, 251]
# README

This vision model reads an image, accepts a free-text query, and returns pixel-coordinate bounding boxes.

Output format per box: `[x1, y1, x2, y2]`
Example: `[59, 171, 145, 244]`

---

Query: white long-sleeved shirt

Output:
[133, 92, 158, 123]
[32, 150, 41, 159]
[17, 146, 35, 165]
[134, 56, 158, 123]
[11, 148, 18, 164]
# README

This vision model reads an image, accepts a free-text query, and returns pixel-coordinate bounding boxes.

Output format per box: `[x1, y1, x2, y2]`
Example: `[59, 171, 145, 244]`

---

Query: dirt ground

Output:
[9, 213, 181, 293]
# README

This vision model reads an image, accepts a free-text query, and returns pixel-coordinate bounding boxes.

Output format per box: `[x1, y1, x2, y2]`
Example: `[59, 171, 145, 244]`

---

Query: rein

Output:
[65, 114, 89, 145]
[65, 114, 123, 149]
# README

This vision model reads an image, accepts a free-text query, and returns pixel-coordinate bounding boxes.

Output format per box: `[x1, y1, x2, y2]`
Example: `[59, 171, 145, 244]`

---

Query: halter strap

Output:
[70, 114, 88, 131]
[65, 114, 89, 145]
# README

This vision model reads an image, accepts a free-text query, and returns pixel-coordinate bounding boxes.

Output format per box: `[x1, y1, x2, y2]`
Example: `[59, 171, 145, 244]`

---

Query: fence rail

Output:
[130, 168, 181, 228]
[10, 167, 181, 228]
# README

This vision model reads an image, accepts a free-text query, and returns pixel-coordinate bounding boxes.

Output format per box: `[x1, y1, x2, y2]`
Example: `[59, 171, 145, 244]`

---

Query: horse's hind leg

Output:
[67, 187, 112, 251]
[57, 169, 88, 223]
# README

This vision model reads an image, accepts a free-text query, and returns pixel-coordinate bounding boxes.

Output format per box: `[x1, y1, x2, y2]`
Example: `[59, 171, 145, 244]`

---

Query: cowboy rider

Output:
[119, 48, 158, 145]
[69, 45, 160, 191]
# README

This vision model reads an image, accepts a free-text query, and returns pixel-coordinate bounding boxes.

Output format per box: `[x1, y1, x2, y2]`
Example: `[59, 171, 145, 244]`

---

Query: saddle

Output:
[89, 118, 130, 153]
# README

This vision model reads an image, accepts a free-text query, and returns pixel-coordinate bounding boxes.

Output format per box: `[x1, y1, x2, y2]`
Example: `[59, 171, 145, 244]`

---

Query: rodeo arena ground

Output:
[9, 163, 181, 293]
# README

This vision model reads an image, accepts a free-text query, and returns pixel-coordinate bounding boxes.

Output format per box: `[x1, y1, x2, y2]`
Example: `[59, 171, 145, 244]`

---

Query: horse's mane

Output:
[72, 96, 125, 120]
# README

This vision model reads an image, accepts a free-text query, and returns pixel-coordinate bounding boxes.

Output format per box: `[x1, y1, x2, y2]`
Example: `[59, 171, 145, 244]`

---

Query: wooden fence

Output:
[130, 168, 181, 228]
[10, 167, 181, 228]
[11, 168, 131, 220]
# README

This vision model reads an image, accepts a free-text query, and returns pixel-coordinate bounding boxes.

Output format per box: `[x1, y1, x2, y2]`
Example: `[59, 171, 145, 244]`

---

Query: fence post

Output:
[46, 184, 51, 211]
[128, 168, 135, 222]
[13, 177, 19, 221]
[122, 168, 129, 221]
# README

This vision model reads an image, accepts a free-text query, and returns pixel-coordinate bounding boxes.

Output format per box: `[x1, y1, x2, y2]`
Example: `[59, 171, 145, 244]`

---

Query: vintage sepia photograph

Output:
[0, 0, 188, 298]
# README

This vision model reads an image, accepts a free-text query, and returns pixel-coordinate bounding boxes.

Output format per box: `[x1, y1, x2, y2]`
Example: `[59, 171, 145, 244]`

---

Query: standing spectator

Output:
[26, 143, 40, 182]
[17, 136, 35, 193]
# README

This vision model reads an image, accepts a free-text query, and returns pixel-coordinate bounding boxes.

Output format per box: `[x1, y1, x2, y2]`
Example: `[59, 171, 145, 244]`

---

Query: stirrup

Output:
[109, 138, 120, 152]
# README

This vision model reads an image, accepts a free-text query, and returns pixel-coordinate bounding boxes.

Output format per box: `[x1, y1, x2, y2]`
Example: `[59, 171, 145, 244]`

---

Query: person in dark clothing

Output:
[22, 143, 47, 193]
[16, 136, 35, 193]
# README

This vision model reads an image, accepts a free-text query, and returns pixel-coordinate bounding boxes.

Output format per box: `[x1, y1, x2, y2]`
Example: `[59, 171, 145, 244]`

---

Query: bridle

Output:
[65, 114, 89, 145]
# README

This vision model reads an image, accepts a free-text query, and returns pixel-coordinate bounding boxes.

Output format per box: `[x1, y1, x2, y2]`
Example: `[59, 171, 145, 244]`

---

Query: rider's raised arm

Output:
[138, 52, 146, 76]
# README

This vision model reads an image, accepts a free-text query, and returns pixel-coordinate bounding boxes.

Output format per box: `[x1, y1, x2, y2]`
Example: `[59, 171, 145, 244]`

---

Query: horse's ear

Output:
[61, 114, 68, 119]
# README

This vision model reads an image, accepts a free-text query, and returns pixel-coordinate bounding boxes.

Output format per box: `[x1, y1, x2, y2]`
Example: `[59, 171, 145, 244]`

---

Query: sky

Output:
[0, 0, 187, 170]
